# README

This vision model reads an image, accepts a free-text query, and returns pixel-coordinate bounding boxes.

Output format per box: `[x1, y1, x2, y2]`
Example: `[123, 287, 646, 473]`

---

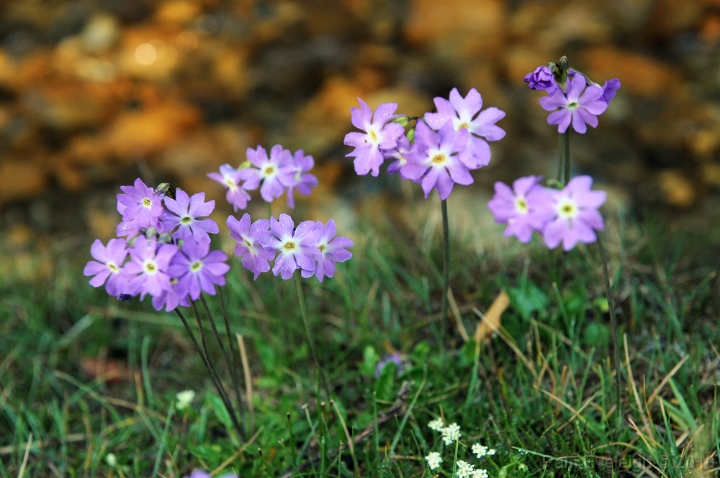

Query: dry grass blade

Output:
[447, 288, 469, 342]
[624, 334, 656, 443]
[647, 354, 688, 406]
[473, 290, 509, 350]
[211, 426, 264, 476]
[236, 333, 255, 434]
[17, 433, 32, 478]
[473, 306, 537, 380]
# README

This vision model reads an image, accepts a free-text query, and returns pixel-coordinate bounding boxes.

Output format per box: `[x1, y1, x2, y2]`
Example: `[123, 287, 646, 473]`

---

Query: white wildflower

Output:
[105, 453, 117, 467]
[428, 417, 445, 431]
[472, 468, 489, 478]
[472, 443, 488, 458]
[441, 422, 461, 445]
[175, 389, 196, 410]
[456, 460, 474, 478]
[425, 451, 443, 470]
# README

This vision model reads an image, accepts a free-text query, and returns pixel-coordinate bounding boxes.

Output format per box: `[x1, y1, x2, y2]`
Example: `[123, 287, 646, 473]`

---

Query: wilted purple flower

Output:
[263, 214, 319, 280]
[123, 236, 178, 300]
[301, 219, 353, 282]
[601, 78, 621, 104]
[169, 237, 229, 301]
[543, 175, 606, 251]
[243, 145, 295, 203]
[424, 88, 506, 169]
[161, 189, 219, 242]
[539, 75, 608, 134]
[226, 213, 275, 280]
[286, 149, 318, 208]
[400, 122, 471, 200]
[524, 65, 558, 94]
[115, 178, 164, 237]
[84, 238, 132, 297]
[183, 471, 238, 478]
[207, 164, 253, 212]
[487, 176, 554, 243]
[385, 135, 416, 180]
[344, 98, 405, 177]
[375, 353, 403, 377]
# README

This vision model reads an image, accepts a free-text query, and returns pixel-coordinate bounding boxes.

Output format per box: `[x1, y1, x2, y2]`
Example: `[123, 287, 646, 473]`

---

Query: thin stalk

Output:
[598, 234, 622, 428]
[440, 198, 450, 337]
[294, 274, 331, 400]
[558, 130, 570, 185]
[190, 301, 244, 440]
[200, 293, 245, 435]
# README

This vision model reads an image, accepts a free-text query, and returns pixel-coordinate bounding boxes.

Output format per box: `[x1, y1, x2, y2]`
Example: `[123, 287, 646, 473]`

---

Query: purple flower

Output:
[286, 149, 318, 208]
[262, 214, 319, 280]
[207, 164, 253, 212]
[601, 78, 621, 105]
[488, 176, 554, 243]
[424, 88, 506, 168]
[161, 189, 219, 242]
[115, 178, 164, 237]
[301, 219, 353, 282]
[226, 213, 275, 280]
[400, 122, 471, 200]
[375, 353, 403, 378]
[344, 98, 405, 177]
[123, 236, 178, 300]
[83, 238, 133, 297]
[243, 145, 295, 203]
[151, 281, 183, 312]
[542, 175, 606, 251]
[524, 66, 558, 94]
[385, 135, 417, 180]
[539, 75, 608, 134]
[184, 471, 238, 478]
[168, 237, 230, 301]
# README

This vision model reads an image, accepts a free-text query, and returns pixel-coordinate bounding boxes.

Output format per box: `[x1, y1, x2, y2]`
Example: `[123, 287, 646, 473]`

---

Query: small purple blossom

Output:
[115, 178, 164, 237]
[539, 74, 608, 134]
[168, 237, 230, 301]
[524, 65, 558, 94]
[424, 88, 506, 169]
[262, 214, 319, 280]
[286, 149, 319, 208]
[301, 219, 353, 282]
[83, 238, 132, 297]
[207, 164, 252, 212]
[344, 98, 405, 177]
[375, 353, 403, 378]
[601, 78, 621, 104]
[161, 189, 219, 242]
[226, 213, 275, 280]
[400, 122, 472, 200]
[542, 175, 606, 251]
[183, 471, 238, 478]
[243, 145, 296, 203]
[123, 235, 178, 300]
[488, 176, 554, 243]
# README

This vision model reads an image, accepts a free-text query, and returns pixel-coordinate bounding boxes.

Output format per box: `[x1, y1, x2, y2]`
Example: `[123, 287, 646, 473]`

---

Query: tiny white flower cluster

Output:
[425, 451, 443, 470]
[442, 422, 461, 445]
[471, 443, 496, 458]
[175, 389, 196, 410]
[456, 460, 488, 478]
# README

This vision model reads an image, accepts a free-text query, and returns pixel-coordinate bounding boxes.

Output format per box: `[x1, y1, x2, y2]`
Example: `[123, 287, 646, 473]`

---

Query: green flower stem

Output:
[441, 198, 450, 337]
[189, 301, 244, 440]
[200, 292, 245, 435]
[598, 234, 622, 427]
[295, 274, 331, 400]
[558, 130, 570, 186]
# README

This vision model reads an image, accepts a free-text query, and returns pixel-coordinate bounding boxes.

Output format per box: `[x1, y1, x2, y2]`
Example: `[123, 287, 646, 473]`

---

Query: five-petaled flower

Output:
[539, 74, 608, 134]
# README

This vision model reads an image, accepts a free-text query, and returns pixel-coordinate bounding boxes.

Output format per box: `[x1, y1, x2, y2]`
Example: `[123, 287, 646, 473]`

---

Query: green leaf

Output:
[583, 322, 610, 348]
[360, 345, 380, 377]
[508, 282, 548, 320]
[205, 391, 232, 429]
[375, 362, 397, 401]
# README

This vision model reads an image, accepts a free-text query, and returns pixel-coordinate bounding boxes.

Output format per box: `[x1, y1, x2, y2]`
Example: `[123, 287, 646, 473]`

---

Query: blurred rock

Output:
[0, 160, 48, 207]
[80, 13, 121, 53]
[659, 170, 696, 207]
[644, 0, 703, 40]
[155, 0, 202, 25]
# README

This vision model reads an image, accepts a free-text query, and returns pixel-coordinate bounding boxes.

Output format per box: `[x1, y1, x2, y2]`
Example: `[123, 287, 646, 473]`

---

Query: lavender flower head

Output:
[226, 213, 275, 280]
[286, 149, 318, 208]
[263, 214, 319, 280]
[400, 122, 472, 200]
[344, 98, 405, 177]
[243, 145, 296, 203]
[539, 74, 608, 134]
[301, 219, 353, 282]
[374, 353, 403, 378]
[161, 189, 219, 242]
[424, 88, 506, 169]
[168, 237, 229, 301]
[84, 238, 132, 297]
[542, 175, 606, 251]
[207, 164, 252, 212]
[123, 235, 178, 300]
[524, 65, 558, 94]
[115, 178, 164, 237]
[488, 176, 554, 243]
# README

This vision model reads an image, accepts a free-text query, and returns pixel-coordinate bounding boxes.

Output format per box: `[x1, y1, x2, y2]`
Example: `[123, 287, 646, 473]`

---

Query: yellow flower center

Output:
[515, 197, 529, 213]
[142, 197, 152, 208]
[432, 154, 446, 165]
[284, 241, 296, 250]
[190, 260, 203, 272]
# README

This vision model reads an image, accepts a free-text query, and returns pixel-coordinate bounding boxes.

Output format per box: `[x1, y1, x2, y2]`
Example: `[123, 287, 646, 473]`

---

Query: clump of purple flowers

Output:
[344, 89, 505, 199]
[488, 175, 606, 251]
[524, 60, 620, 134]
[207, 145, 318, 210]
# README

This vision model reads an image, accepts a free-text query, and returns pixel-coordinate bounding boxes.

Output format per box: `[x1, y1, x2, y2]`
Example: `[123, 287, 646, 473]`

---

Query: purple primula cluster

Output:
[84, 179, 229, 312]
[525, 64, 621, 134]
[226, 213, 353, 282]
[344, 88, 506, 200]
[207, 145, 318, 210]
[488, 175, 607, 251]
